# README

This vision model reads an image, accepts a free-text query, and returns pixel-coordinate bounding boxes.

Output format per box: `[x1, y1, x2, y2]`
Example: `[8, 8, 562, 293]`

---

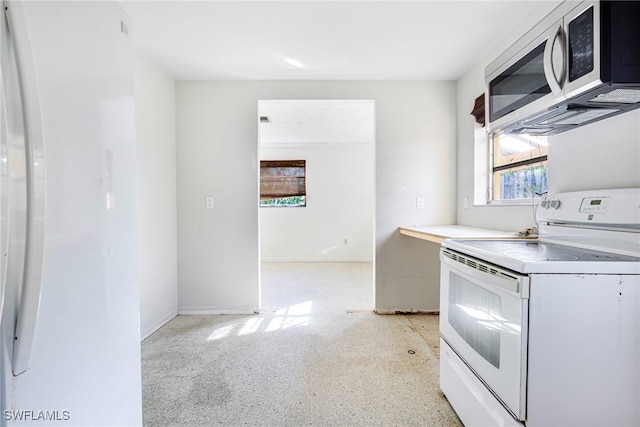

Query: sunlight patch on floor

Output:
[207, 301, 313, 341]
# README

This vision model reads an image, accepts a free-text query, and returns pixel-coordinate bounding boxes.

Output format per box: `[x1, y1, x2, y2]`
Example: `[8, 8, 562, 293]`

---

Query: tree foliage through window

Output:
[492, 134, 548, 201]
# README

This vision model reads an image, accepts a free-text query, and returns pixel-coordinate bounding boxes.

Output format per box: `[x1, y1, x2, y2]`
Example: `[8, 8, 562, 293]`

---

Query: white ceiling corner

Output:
[120, 0, 562, 81]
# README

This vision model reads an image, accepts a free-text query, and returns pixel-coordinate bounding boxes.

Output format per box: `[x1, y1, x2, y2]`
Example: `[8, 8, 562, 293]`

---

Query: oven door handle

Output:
[441, 253, 529, 298]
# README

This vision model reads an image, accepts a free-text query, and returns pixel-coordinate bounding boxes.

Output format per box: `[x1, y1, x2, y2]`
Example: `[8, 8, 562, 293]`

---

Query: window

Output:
[260, 160, 306, 207]
[491, 134, 548, 201]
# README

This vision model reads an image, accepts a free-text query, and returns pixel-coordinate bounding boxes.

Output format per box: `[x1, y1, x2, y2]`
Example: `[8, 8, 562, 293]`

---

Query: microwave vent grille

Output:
[590, 89, 640, 104]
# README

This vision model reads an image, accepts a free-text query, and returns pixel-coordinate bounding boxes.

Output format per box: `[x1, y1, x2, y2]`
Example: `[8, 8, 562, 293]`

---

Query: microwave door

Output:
[487, 20, 566, 133]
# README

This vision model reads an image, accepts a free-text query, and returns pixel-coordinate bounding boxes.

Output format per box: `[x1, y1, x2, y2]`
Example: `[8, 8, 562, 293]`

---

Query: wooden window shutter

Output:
[260, 160, 306, 199]
[471, 94, 486, 127]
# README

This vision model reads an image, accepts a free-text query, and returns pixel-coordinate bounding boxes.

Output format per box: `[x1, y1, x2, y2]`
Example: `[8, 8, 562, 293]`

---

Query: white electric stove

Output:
[439, 188, 640, 427]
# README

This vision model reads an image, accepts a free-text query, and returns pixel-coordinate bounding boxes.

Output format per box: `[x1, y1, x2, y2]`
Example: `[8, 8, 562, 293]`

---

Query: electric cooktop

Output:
[442, 239, 640, 275]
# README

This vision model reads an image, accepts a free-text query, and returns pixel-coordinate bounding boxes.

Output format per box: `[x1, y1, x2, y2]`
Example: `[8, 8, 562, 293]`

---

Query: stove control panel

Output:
[537, 188, 640, 225]
[540, 198, 561, 209]
[579, 197, 610, 214]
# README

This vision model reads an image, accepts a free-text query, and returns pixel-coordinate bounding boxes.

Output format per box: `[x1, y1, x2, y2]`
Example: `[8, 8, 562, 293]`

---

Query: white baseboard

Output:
[140, 309, 178, 341]
[178, 308, 258, 315]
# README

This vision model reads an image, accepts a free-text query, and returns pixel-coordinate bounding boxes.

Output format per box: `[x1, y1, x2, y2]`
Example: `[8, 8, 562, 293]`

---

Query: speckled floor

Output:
[141, 262, 462, 426]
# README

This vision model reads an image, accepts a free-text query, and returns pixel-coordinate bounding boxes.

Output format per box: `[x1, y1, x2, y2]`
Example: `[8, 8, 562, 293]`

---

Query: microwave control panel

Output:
[568, 5, 594, 82]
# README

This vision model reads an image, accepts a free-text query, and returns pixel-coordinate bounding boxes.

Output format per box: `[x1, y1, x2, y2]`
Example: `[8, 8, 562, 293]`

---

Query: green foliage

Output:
[260, 196, 306, 207]
[499, 164, 548, 199]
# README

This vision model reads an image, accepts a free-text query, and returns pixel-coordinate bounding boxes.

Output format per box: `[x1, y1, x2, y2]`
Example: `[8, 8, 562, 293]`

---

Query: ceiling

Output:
[120, 0, 560, 81]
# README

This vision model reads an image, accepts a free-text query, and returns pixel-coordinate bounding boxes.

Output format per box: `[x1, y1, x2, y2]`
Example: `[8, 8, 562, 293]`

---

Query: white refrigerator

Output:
[0, 1, 142, 426]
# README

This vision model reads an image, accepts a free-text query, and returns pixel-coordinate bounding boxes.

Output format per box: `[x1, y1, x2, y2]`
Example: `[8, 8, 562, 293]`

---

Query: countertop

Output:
[398, 225, 520, 244]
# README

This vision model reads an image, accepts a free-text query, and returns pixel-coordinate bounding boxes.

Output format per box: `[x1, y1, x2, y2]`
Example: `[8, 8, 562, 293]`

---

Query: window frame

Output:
[488, 132, 548, 205]
[470, 92, 548, 206]
[259, 160, 307, 208]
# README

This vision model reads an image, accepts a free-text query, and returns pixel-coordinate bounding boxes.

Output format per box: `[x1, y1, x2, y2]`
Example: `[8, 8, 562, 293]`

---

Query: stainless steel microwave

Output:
[486, 0, 640, 135]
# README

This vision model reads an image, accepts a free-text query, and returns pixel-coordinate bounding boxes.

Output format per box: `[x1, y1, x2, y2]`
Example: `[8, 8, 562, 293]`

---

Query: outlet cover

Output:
[205, 196, 214, 209]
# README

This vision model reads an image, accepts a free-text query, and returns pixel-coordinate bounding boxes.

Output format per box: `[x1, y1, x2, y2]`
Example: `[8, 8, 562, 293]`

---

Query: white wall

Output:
[260, 143, 374, 262]
[176, 81, 456, 314]
[134, 52, 178, 339]
[548, 110, 640, 192]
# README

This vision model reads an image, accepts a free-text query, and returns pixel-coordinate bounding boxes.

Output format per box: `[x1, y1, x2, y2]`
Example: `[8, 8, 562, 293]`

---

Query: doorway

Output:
[257, 100, 375, 313]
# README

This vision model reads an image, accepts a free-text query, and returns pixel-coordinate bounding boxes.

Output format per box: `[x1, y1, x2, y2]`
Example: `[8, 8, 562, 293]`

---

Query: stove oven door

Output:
[440, 249, 529, 421]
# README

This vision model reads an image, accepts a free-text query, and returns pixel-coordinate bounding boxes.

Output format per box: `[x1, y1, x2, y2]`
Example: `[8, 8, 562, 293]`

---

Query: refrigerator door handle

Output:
[0, 41, 7, 325]
[5, 1, 46, 376]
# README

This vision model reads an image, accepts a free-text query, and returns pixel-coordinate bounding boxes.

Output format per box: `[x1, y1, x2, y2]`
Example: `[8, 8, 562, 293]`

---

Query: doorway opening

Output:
[257, 99, 375, 315]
